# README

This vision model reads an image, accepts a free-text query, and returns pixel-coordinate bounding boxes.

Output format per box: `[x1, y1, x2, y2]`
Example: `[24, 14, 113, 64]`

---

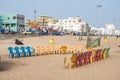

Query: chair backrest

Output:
[20, 46, 26, 53]
[88, 51, 92, 57]
[60, 46, 67, 54]
[8, 47, 14, 54]
[26, 46, 34, 52]
[14, 46, 20, 53]
[71, 53, 77, 63]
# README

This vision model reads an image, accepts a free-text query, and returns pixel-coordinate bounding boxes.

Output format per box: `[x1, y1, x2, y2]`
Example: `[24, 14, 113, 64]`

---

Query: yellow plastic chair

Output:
[41, 46, 46, 55]
[68, 53, 77, 69]
[72, 46, 78, 53]
[58, 46, 61, 54]
[46, 46, 51, 55]
[33, 46, 41, 56]
[102, 48, 106, 59]
[78, 46, 83, 52]
[67, 46, 72, 54]
[90, 50, 96, 64]
[36, 46, 41, 55]
[51, 46, 56, 54]
[60, 46, 67, 54]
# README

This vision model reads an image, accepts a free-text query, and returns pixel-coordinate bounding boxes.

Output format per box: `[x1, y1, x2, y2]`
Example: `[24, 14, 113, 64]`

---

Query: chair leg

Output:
[90, 57, 93, 64]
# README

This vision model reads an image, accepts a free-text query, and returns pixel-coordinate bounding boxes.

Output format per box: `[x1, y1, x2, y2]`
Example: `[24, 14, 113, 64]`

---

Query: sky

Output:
[0, 0, 120, 29]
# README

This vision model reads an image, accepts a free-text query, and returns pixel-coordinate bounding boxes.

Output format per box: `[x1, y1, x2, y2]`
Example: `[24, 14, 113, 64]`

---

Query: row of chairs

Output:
[32, 45, 83, 55]
[8, 46, 34, 58]
[65, 47, 110, 69]
[8, 45, 83, 58]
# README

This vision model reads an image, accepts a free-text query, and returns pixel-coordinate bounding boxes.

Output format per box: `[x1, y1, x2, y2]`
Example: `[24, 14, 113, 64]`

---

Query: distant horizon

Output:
[0, 0, 120, 29]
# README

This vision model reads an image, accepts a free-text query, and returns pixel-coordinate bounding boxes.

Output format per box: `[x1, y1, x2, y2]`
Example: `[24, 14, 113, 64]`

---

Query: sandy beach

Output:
[0, 35, 120, 80]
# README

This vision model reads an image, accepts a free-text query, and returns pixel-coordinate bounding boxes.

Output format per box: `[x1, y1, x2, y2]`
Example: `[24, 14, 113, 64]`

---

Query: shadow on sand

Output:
[0, 60, 14, 71]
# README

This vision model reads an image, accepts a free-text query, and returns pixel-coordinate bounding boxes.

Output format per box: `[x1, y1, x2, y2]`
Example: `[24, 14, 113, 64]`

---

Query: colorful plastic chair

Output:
[14, 46, 21, 58]
[47, 46, 51, 55]
[20, 46, 27, 57]
[106, 48, 110, 58]
[75, 52, 84, 67]
[26, 46, 34, 56]
[60, 46, 67, 54]
[8, 47, 15, 58]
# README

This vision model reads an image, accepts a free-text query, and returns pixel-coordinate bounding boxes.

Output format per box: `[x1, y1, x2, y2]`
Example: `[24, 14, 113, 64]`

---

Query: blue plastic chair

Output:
[26, 46, 34, 56]
[14, 46, 21, 58]
[8, 47, 15, 58]
[20, 46, 27, 57]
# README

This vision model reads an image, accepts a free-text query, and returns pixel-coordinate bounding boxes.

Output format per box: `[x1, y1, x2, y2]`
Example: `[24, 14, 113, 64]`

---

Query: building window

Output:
[7, 17, 10, 20]
[13, 16, 16, 20]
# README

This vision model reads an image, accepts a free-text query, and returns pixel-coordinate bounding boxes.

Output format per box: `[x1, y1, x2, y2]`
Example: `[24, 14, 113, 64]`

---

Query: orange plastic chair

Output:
[60, 46, 67, 54]
[86, 46, 92, 52]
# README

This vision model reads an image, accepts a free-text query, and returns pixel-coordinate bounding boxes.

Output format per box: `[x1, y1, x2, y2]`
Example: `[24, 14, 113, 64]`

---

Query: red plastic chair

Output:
[76, 52, 84, 67]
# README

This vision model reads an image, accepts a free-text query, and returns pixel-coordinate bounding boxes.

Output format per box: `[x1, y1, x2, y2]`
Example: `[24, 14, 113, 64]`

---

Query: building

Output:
[0, 14, 25, 32]
[90, 23, 120, 36]
[55, 16, 89, 34]
[38, 15, 58, 27]
[25, 20, 39, 28]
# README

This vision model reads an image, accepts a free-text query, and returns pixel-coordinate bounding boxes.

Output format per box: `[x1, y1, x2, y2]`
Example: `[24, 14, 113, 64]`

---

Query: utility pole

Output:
[34, 10, 37, 21]
[97, 4, 102, 28]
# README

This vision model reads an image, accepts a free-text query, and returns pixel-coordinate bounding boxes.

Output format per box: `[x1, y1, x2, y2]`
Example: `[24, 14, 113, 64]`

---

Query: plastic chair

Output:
[41, 46, 46, 55]
[72, 46, 77, 53]
[36, 46, 41, 55]
[47, 46, 51, 55]
[75, 52, 84, 67]
[87, 51, 92, 63]
[94, 49, 100, 61]
[20, 46, 27, 57]
[69, 53, 77, 69]
[90, 50, 96, 63]
[78, 46, 83, 52]
[106, 48, 110, 58]
[102, 48, 106, 59]
[51, 46, 56, 54]
[60, 46, 67, 54]
[98, 49, 102, 60]
[8, 47, 15, 58]
[84, 52, 89, 64]
[34, 46, 41, 56]
[14, 46, 21, 58]
[26, 46, 34, 56]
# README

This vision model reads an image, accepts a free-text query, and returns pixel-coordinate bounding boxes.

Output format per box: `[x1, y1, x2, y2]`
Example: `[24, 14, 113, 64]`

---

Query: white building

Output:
[91, 23, 120, 36]
[48, 16, 89, 34]
[58, 17, 87, 32]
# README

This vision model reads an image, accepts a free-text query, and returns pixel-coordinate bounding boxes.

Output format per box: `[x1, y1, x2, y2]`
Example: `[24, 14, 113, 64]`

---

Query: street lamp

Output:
[97, 5, 102, 28]
[34, 10, 37, 20]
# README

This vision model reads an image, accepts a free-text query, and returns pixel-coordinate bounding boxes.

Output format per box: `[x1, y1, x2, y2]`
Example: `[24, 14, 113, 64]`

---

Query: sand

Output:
[0, 35, 120, 80]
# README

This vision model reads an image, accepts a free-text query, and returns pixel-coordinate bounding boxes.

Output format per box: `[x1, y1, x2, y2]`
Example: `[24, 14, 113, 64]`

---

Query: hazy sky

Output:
[0, 0, 120, 29]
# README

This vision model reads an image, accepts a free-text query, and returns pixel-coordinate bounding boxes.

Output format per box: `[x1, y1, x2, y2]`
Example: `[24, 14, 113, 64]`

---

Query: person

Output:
[116, 35, 119, 40]
[15, 39, 24, 45]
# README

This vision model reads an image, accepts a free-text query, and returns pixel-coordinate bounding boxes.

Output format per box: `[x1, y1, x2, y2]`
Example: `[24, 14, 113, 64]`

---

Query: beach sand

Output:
[0, 35, 120, 80]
